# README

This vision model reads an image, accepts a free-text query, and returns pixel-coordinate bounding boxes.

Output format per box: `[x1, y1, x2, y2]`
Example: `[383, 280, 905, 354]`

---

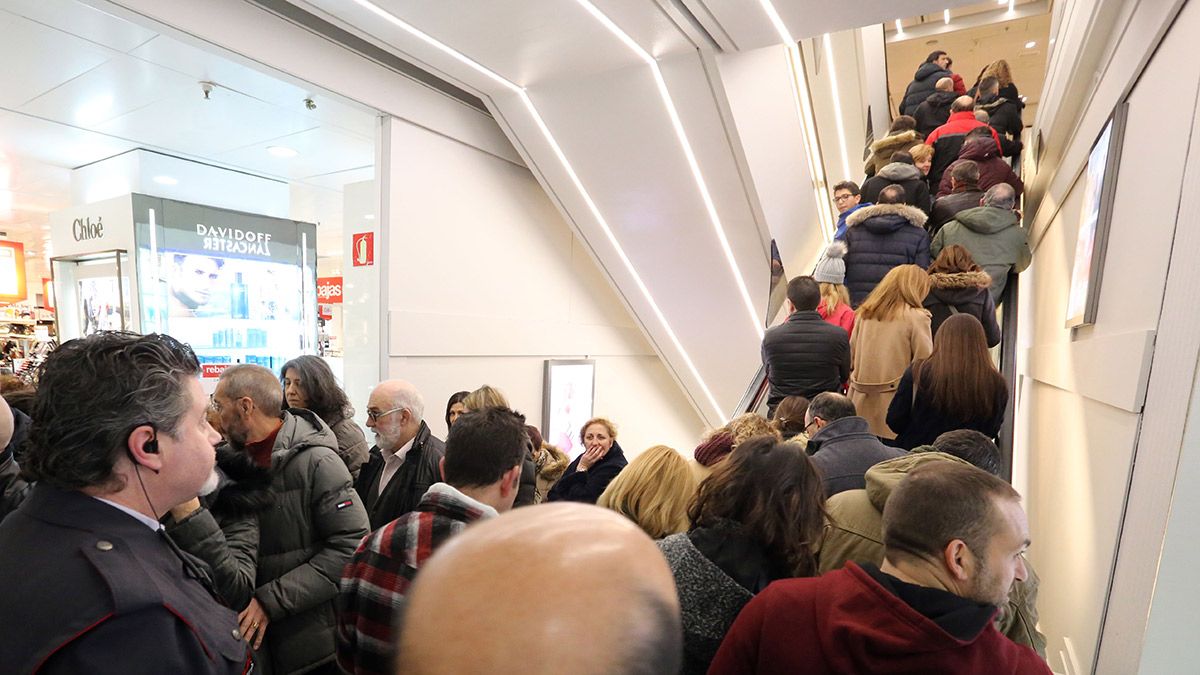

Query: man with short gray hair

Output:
[804, 393, 903, 497]
[932, 182, 1031, 301]
[206, 363, 368, 673]
[354, 379, 446, 530]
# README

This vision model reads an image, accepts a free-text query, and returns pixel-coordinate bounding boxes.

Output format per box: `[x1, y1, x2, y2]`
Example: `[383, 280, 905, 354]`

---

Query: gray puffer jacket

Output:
[327, 414, 369, 480]
[167, 444, 275, 611]
[254, 409, 369, 675]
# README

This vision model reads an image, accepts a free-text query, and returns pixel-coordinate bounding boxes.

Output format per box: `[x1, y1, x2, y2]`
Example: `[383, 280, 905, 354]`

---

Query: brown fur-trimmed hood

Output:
[929, 270, 992, 290]
[846, 202, 928, 229]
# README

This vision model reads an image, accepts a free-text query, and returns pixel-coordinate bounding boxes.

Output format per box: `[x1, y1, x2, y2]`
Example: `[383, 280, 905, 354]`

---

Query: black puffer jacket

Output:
[167, 444, 274, 611]
[914, 90, 957, 137]
[923, 270, 1001, 347]
[843, 204, 931, 306]
[354, 420, 444, 531]
[977, 94, 1025, 157]
[252, 409, 369, 675]
[929, 186, 985, 235]
[547, 442, 627, 504]
[761, 310, 851, 408]
[900, 63, 952, 116]
[860, 163, 931, 214]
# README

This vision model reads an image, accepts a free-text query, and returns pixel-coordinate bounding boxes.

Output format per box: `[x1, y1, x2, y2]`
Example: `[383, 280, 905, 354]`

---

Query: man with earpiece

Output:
[0, 332, 253, 674]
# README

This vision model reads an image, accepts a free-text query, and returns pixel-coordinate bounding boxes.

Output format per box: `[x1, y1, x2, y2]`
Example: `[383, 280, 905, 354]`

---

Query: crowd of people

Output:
[0, 50, 1048, 675]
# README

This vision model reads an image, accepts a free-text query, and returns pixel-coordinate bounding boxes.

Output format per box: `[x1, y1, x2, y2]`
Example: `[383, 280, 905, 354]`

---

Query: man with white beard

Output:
[353, 380, 446, 531]
[0, 332, 253, 673]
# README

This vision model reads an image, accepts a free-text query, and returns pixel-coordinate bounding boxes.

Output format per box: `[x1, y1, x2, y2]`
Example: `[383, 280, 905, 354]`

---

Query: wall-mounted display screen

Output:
[543, 359, 596, 459]
[133, 195, 317, 377]
[1067, 102, 1127, 328]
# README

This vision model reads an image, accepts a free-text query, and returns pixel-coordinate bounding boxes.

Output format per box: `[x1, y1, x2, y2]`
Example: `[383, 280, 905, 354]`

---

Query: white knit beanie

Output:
[812, 241, 847, 285]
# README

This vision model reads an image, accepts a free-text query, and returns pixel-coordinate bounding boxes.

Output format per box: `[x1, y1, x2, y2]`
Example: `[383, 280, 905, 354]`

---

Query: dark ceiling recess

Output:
[249, 0, 490, 114]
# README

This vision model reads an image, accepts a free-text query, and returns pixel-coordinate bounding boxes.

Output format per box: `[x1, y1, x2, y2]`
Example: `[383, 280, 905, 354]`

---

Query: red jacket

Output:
[926, 111, 1002, 188]
[709, 562, 1051, 675]
[818, 300, 855, 339]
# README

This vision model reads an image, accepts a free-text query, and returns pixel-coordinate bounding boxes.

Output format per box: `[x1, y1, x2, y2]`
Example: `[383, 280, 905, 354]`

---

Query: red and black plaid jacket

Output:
[335, 483, 495, 675]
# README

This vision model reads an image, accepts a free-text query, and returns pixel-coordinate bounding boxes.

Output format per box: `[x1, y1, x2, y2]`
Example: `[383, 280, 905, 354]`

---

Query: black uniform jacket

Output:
[0, 484, 252, 674]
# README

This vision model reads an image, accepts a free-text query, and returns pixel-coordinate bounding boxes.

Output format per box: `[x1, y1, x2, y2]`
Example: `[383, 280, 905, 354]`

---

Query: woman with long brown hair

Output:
[924, 244, 1001, 346]
[848, 264, 933, 438]
[656, 437, 826, 675]
[886, 313, 1008, 449]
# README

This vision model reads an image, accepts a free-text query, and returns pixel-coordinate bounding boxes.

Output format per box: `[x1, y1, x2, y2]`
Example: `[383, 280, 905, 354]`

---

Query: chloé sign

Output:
[72, 216, 104, 242]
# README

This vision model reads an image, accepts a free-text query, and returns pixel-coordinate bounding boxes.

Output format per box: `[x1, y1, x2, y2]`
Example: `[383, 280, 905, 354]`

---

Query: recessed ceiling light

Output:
[267, 146, 298, 158]
[943, 9, 950, 24]
[153, 175, 178, 186]
[1025, 40, 1037, 49]
[364, 214, 375, 220]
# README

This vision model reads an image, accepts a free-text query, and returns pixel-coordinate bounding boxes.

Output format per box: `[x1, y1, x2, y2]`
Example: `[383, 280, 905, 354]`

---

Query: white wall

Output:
[1018, 1, 1199, 672]
[383, 117, 706, 452]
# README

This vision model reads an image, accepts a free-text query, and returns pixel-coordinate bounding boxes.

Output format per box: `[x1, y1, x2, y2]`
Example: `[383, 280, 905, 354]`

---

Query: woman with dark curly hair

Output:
[656, 438, 826, 674]
[280, 355, 368, 479]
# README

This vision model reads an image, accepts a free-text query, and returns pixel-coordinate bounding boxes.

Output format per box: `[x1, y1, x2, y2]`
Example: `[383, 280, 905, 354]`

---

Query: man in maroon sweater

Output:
[710, 462, 1050, 674]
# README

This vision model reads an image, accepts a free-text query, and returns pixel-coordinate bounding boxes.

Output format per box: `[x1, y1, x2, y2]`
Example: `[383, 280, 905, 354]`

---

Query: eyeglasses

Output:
[804, 418, 821, 435]
[833, 194, 855, 203]
[366, 406, 406, 422]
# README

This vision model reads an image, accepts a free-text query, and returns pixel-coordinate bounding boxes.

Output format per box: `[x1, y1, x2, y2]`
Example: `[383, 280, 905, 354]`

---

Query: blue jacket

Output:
[834, 202, 872, 240]
[843, 203, 931, 306]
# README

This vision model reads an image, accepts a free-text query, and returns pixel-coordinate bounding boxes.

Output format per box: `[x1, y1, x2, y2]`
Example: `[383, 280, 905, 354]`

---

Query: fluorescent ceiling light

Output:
[894, 19, 903, 33]
[573, 0, 764, 341]
[152, 175, 178, 186]
[348, 0, 728, 421]
[1025, 40, 1037, 49]
[267, 146, 298, 158]
[1008, 0, 1015, 11]
[943, 9, 950, 24]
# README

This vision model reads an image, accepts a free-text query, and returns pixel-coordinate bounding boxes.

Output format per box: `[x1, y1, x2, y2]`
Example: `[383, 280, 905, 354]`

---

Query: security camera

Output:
[200, 81, 215, 100]
[304, 98, 316, 111]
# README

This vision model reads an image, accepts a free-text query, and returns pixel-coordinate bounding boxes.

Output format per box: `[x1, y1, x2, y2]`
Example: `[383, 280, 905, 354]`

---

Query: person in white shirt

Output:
[354, 380, 446, 530]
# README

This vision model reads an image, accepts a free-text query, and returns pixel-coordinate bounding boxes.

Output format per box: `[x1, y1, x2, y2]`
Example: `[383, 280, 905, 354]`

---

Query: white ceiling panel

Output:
[130, 34, 377, 139]
[0, 10, 115, 109]
[299, 165, 374, 191]
[20, 53, 196, 128]
[1, 0, 156, 53]
[216, 126, 374, 181]
[94, 86, 319, 156]
[0, 109, 136, 167]
[311, 0, 650, 86]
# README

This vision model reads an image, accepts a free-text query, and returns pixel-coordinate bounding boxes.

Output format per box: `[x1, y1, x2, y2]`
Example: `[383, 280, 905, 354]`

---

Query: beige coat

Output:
[865, 130, 923, 176]
[848, 306, 933, 438]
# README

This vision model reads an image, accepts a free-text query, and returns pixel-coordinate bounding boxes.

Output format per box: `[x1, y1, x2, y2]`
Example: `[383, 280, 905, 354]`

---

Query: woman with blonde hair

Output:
[812, 242, 854, 337]
[462, 384, 537, 506]
[598, 445, 697, 539]
[547, 417, 628, 504]
[909, 143, 934, 179]
[848, 265, 933, 438]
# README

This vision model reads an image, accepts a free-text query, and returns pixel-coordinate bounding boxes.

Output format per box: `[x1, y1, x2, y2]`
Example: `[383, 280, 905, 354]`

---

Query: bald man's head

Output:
[951, 95, 975, 113]
[397, 504, 681, 675]
[935, 77, 954, 92]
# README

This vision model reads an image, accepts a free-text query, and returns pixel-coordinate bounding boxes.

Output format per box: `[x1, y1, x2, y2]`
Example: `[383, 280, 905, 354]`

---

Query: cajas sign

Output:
[317, 277, 343, 303]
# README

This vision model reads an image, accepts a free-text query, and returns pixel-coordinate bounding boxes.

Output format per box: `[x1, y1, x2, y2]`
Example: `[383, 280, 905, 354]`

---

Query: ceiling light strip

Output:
[349, 0, 520, 93]
[348, 0, 728, 422]
[573, 0, 764, 339]
[822, 33, 854, 187]
[517, 91, 727, 422]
